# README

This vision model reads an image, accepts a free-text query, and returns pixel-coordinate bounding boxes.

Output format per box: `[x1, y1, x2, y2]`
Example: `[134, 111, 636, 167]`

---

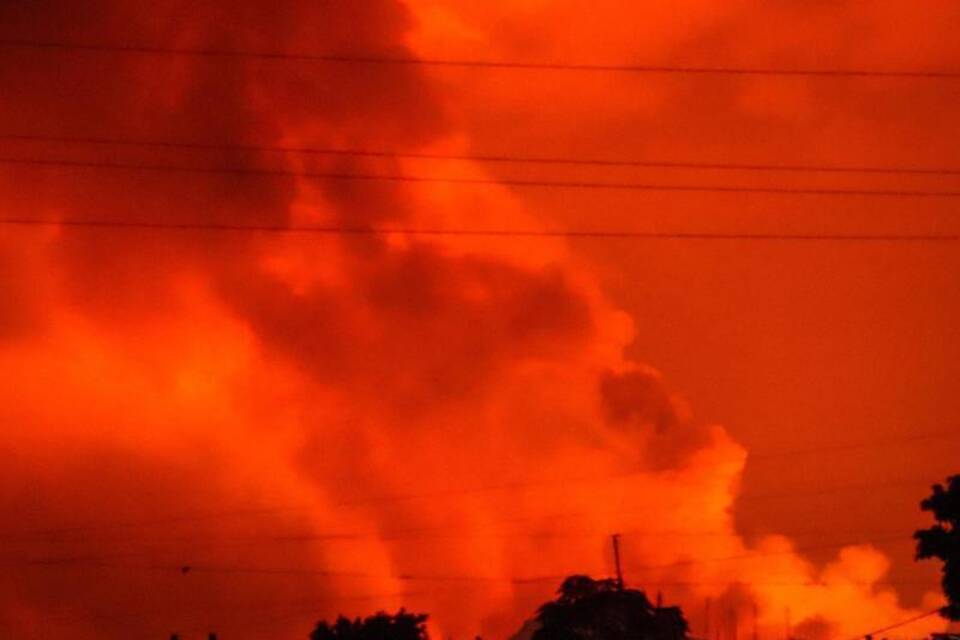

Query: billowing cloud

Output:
[0, 2, 951, 639]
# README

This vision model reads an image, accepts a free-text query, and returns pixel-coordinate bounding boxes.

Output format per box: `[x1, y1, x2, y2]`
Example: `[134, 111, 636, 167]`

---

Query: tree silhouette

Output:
[914, 474, 960, 620]
[309, 609, 429, 640]
[531, 575, 689, 640]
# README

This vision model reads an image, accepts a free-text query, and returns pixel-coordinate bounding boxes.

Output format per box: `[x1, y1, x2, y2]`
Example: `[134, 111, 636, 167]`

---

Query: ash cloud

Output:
[0, 2, 949, 639]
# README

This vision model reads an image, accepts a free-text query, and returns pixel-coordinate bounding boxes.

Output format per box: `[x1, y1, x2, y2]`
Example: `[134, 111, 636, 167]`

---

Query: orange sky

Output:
[0, 2, 958, 639]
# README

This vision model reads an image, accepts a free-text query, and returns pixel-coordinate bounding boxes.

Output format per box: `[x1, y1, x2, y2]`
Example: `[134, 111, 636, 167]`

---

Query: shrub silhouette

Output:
[531, 575, 689, 640]
[310, 609, 429, 640]
[915, 474, 960, 620]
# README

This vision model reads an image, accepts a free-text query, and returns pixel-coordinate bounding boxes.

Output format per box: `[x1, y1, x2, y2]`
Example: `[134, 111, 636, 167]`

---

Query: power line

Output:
[0, 533, 916, 582]
[624, 579, 937, 588]
[0, 505, 317, 540]
[748, 428, 960, 460]
[3, 156, 960, 198]
[851, 608, 942, 640]
[5, 431, 955, 538]
[5, 133, 960, 177]
[0, 436, 953, 541]
[0, 588, 436, 630]
[628, 534, 912, 573]
[2, 217, 958, 243]
[0, 469, 943, 540]
[0, 530, 919, 593]
[17, 526, 909, 550]
[1, 468, 937, 545]
[737, 475, 937, 502]
[0, 526, 741, 546]
[1, 584, 941, 632]
[0, 554, 937, 589]
[1, 39, 958, 79]
[0, 556, 563, 583]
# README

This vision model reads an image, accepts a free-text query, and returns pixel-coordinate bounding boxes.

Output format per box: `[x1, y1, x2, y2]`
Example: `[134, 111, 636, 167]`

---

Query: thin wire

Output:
[624, 579, 936, 588]
[0, 556, 561, 583]
[0, 434, 953, 540]
[5, 133, 960, 177]
[0, 504, 320, 539]
[850, 608, 942, 640]
[0, 470, 942, 541]
[3, 156, 960, 198]
[1, 584, 939, 631]
[1, 39, 958, 79]
[0, 588, 433, 629]
[0, 524, 916, 556]
[0, 533, 915, 581]
[749, 428, 960, 460]
[1, 217, 959, 243]
[629, 534, 911, 573]
[738, 476, 936, 502]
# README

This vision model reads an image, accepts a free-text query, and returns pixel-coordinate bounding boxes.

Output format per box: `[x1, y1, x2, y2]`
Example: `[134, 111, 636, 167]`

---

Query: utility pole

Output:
[752, 601, 759, 640]
[611, 533, 624, 590]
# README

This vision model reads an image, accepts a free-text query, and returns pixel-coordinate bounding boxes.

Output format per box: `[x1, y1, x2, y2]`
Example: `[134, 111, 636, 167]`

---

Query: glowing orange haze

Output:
[0, 2, 957, 639]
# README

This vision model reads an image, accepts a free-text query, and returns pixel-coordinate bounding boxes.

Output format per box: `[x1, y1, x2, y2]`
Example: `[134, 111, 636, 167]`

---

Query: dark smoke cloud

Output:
[227, 250, 593, 408]
[0, 0, 447, 319]
[601, 368, 710, 468]
[794, 615, 838, 640]
[0, 2, 465, 637]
